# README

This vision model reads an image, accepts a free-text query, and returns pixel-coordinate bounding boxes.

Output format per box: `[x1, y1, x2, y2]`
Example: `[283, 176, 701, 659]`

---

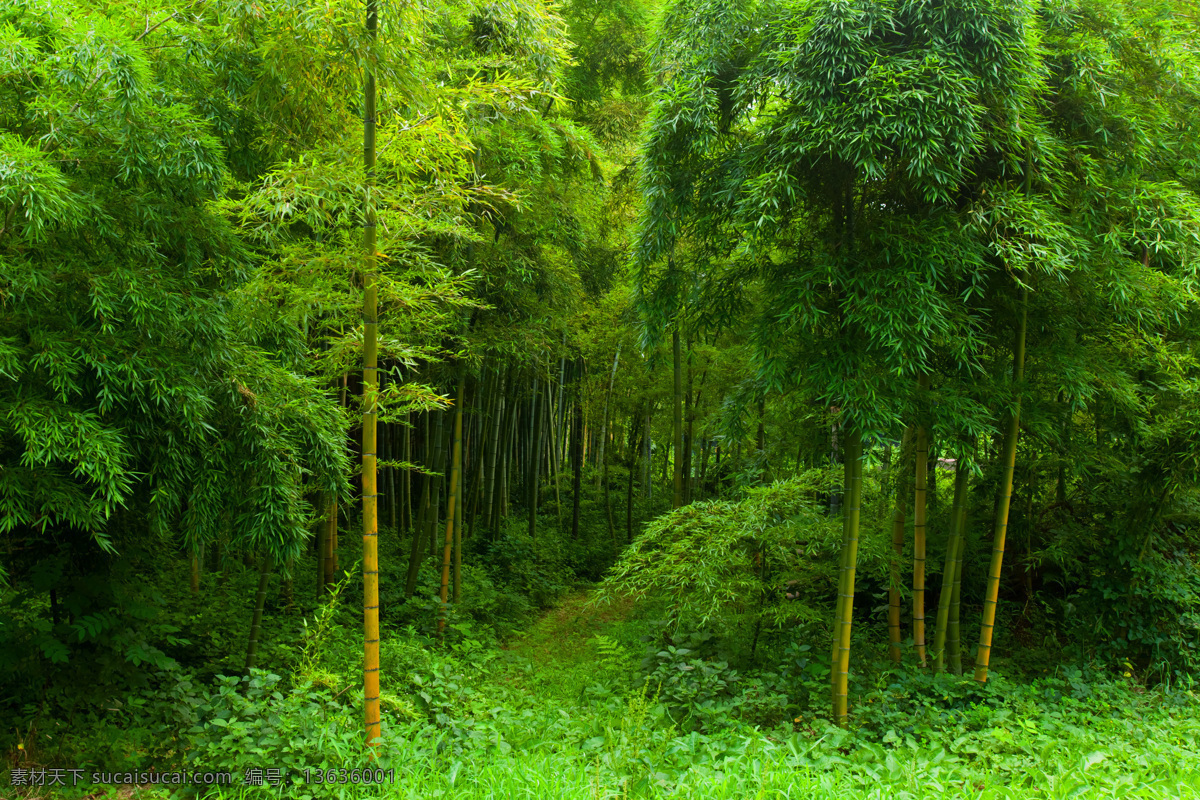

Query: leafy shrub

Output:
[182, 670, 365, 798]
[598, 473, 848, 631]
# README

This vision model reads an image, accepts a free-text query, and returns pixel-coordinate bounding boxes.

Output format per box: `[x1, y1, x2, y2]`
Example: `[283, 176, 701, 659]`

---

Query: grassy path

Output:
[497, 589, 638, 701]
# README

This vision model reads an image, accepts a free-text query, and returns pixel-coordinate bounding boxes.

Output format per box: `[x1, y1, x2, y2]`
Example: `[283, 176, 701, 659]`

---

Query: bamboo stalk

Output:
[672, 327, 683, 508]
[913, 410, 929, 667]
[832, 429, 864, 726]
[934, 458, 969, 672]
[361, 0, 381, 747]
[887, 428, 913, 662]
[440, 375, 465, 630]
[244, 556, 270, 674]
[974, 287, 1028, 683]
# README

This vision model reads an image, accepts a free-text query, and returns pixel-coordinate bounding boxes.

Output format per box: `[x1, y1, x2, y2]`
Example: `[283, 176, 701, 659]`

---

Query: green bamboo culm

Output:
[974, 149, 1033, 684]
[440, 373, 465, 633]
[912, 381, 929, 666]
[244, 557, 271, 673]
[933, 458, 969, 672]
[361, 0, 382, 750]
[672, 324, 683, 509]
[887, 428, 913, 663]
[973, 287, 1027, 683]
[947, 469, 968, 675]
[832, 428, 864, 726]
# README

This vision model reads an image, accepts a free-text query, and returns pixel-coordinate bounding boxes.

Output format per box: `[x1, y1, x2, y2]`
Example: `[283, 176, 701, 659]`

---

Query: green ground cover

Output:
[11, 586, 1200, 800]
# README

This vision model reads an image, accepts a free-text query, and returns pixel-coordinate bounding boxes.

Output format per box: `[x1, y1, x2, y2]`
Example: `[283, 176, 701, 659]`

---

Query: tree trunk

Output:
[831, 428, 863, 726]
[974, 286, 1028, 683]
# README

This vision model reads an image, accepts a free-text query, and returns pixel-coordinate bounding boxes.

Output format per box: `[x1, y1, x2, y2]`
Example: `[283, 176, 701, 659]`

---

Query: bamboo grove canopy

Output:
[634, 0, 1200, 720]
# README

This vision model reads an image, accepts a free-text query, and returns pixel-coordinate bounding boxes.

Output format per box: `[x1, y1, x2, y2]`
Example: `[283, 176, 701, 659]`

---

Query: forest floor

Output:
[19, 585, 1200, 800]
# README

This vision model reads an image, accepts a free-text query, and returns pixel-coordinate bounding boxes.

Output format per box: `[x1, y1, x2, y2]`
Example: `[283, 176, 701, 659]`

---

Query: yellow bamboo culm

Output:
[974, 288, 1028, 683]
[361, 0, 381, 751]
[832, 429, 863, 726]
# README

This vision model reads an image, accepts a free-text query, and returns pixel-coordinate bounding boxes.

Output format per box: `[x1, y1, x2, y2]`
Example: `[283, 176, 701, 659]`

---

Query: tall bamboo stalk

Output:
[440, 375, 464, 631]
[244, 556, 270, 673]
[528, 371, 544, 542]
[361, 0, 381, 747]
[404, 420, 432, 598]
[402, 414, 412, 530]
[627, 411, 641, 542]
[426, 412, 447, 558]
[974, 287, 1028, 683]
[598, 345, 621, 488]
[316, 493, 328, 595]
[454, 433, 464, 603]
[571, 358, 583, 538]
[324, 494, 337, 590]
[913, 407, 929, 666]
[672, 327, 683, 509]
[832, 429, 863, 726]
[484, 372, 505, 534]
[887, 428, 913, 662]
[947, 495, 967, 675]
[933, 458, 969, 672]
[546, 381, 562, 527]
[644, 405, 652, 499]
[683, 350, 693, 503]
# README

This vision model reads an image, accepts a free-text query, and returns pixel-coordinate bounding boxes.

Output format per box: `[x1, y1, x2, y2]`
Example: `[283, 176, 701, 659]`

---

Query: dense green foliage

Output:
[4, 0, 1200, 795]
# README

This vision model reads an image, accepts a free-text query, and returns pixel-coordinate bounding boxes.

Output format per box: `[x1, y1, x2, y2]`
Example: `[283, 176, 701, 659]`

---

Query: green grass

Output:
[16, 588, 1200, 800]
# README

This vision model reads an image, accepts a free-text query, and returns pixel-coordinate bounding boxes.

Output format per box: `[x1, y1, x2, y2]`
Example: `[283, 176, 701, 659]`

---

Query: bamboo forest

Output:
[6, 0, 1200, 796]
